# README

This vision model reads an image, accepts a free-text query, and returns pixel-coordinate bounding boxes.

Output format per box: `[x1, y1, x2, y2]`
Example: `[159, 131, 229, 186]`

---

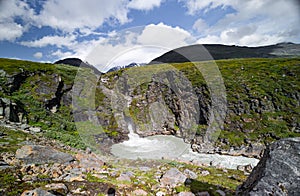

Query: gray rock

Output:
[184, 169, 198, 179]
[16, 145, 74, 164]
[29, 127, 41, 133]
[195, 192, 210, 196]
[20, 124, 30, 130]
[0, 160, 12, 170]
[177, 192, 195, 196]
[45, 183, 68, 195]
[216, 190, 225, 196]
[117, 173, 131, 182]
[160, 168, 187, 187]
[200, 170, 210, 176]
[21, 188, 56, 196]
[236, 137, 300, 195]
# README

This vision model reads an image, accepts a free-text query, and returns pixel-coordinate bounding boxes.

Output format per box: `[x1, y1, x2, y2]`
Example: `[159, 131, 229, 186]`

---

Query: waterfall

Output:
[110, 118, 260, 169]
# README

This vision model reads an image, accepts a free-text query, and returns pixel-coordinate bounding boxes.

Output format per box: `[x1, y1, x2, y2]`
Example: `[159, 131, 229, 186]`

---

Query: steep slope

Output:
[1, 57, 299, 155]
[100, 58, 300, 156]
[150, 43, 300, 64]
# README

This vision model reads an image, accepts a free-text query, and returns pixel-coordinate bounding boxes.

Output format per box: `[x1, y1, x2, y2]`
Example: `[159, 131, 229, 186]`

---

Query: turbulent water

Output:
[111, 122, 259, 169]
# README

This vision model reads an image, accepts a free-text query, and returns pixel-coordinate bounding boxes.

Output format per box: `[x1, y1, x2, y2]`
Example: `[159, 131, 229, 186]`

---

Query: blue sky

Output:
[0, 0, 299, 71]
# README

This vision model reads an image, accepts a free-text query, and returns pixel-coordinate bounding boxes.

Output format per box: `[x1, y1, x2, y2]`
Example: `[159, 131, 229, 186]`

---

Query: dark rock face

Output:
[0, 98, 27, 123]
[236, 137, 300, 195]
[16, 145, 74, 164]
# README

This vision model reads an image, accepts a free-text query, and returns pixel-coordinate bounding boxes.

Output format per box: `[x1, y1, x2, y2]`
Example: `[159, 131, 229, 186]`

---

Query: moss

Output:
[0, 170, 24, 196]
[0, 126, 34, 153]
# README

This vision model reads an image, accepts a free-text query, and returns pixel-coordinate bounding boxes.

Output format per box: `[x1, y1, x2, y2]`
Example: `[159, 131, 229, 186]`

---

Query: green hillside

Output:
[0, 57, 299, 152]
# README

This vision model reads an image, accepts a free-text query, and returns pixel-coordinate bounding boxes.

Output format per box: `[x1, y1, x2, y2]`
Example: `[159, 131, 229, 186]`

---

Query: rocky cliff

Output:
[0, 55, 300, 155]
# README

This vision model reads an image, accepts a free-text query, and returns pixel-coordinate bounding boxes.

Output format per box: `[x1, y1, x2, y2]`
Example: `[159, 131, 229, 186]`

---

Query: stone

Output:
[177, 192, 195, 196]
[16, 145, 74, 164]
[117, 173, 131, 182]
[132, 189, 148, 196]
[20, 124, 30, 130]
[21, 188, 56, 196]
[200, 170, 210, 176]
[216, 190, 225, 196]
[156, 191, 166, 196]
[237, 164, 253, 173]
[29, 127, 41, 133]
[58, 169, 85, 182]
[246, 142, 265, 158]
[0, 160, 12, 170]
[71, 188, 89, 195]
[184, 169, 198, 179]
[160, 168, 187, 188]
[195, 192, 210, 196]
[75, 152, 104, 171]
[236, 137, 300, 195]
[45, 183, 68, 195]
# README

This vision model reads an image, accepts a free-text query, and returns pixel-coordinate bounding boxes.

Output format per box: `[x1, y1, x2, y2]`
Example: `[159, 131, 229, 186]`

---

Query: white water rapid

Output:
[111, 122, 259, 169]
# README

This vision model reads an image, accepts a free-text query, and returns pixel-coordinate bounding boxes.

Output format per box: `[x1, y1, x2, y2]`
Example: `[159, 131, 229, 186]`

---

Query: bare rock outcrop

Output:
[236, 137, 300, 195]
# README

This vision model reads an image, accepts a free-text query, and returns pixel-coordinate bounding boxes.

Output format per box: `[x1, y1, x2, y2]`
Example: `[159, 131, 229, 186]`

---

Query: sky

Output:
[0, 0, 299, 71]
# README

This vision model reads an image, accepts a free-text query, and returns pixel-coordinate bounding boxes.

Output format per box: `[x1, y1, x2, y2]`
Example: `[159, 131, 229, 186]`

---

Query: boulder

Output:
[75, 152, 104, 171]
[184, 169, 198, 179]
[16, 145, 74, 164]
[21, 188, 56, 196]
[45, 183, 68, 195]
[236, 137, 300, 195]
[160, 168, 187, 187]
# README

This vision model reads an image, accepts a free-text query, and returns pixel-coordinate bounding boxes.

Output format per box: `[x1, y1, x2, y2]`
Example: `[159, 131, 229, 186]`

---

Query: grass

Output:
[0, 126, 34, 153]
[1, 57, 300, 149]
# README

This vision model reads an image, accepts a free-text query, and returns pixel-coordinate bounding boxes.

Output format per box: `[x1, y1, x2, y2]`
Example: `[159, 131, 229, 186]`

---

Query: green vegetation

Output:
[84, 158, 247, 195]
[0, 126, 33, 153]
[106, 58, 300, 147]
[1, 57, 299, 150]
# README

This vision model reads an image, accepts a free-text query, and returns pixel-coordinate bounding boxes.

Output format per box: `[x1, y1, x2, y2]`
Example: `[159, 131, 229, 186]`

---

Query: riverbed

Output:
[111, 124, 259, 169]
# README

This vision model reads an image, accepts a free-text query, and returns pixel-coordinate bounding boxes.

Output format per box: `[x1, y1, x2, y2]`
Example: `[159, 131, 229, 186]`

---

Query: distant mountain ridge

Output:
[54, 58, 102, 74]
[54, 43, 300, 73]
[107, 62, 144, 72]
[150, 42, 300, 64]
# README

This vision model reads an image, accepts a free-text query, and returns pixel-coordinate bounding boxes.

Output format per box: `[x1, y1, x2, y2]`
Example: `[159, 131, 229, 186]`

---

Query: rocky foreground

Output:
[1, 121, 299, 196]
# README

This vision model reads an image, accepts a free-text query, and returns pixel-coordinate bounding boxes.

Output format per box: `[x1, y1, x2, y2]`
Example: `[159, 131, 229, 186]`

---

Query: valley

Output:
[0, 46, 299, 195]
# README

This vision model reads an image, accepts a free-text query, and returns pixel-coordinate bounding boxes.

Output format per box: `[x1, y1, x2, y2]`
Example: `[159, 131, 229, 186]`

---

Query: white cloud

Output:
[36, 0, 130, 33]
[185, 0, 300, 46]
[128, 0, 164, 10]
[85, 23, 194, 72]
[52, 49, 74, 59]
[0, 22, 24, 41]
[193, 18, 208, 33]
[137, 23, 194, 48]
[33, 52, 43, 59]
[180, 0, 230, 15]
[0, 0, 34, 41]
[20, 35, 77, 48]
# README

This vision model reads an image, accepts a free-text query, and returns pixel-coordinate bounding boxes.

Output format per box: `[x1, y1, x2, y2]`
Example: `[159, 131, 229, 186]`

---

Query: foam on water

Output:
[111, 122, 259, 169]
